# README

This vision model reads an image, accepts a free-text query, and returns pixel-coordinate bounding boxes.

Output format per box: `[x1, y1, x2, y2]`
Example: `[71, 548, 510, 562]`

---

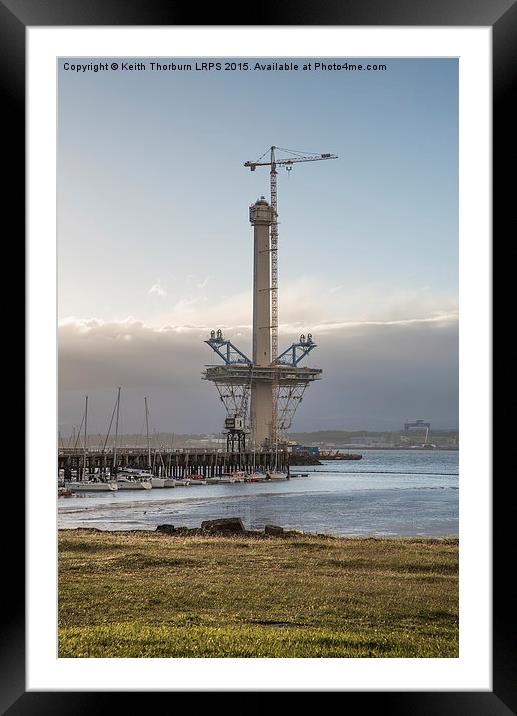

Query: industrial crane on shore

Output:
[244, 146, 337, 444]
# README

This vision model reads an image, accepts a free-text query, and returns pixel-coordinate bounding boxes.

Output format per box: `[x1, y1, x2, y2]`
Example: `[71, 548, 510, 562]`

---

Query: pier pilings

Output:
[57, 448, 289, 480]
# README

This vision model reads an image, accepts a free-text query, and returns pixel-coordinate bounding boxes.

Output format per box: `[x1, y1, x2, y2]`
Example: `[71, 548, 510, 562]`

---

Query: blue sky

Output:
[58, 57, 458, 433]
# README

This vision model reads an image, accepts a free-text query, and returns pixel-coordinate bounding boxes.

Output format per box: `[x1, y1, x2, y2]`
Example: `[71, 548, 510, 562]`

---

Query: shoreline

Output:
[59, 526, 459, 542]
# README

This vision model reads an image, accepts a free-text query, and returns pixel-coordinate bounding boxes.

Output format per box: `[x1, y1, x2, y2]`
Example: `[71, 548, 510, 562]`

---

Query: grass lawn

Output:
[58, 529, 458, 658]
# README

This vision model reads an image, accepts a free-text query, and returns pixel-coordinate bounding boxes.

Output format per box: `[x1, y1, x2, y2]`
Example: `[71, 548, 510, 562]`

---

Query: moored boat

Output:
[188, 474, 207, 484]
[265, 471, 289, 480]
[117, 478, 152, 490]
[223, 470, 246, 483]
[245, 472, 267, 482]
[67, 480, 119, 492]
[116, 468, 153, 490]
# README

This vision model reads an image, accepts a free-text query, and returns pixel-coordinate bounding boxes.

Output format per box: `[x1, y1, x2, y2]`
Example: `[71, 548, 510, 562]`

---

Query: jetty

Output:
[58, 447, 289, 482]
[319, 450, 362, 460]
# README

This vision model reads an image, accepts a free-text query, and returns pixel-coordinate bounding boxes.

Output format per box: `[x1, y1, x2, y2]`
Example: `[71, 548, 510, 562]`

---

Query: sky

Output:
[58, 57, 458, 436]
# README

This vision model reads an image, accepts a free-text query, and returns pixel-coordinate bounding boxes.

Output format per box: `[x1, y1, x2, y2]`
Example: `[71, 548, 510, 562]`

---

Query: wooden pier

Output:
[57, 447, 289, 481]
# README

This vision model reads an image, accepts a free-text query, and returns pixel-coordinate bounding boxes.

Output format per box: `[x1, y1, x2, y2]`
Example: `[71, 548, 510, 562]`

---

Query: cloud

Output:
[184, 274, 211, 290]
[58, 313, 458, 434]
[148, 280, 167, 297]
[59, 317, 205, 390]
[309, 311, 458, 334]
[147, 277, 457, 335]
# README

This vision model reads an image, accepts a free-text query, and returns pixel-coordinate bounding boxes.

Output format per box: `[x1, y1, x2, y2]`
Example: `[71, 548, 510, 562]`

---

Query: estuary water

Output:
[58, 449, 458, 537]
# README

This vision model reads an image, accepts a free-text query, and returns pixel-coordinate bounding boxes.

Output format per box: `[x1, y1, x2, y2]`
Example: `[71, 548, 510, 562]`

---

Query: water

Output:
[58, 449, 458, 537]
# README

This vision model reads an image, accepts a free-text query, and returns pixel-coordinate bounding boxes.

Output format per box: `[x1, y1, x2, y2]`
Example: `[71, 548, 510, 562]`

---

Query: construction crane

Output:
[404, 420, 432, 445]
[244, 146, 337, 444]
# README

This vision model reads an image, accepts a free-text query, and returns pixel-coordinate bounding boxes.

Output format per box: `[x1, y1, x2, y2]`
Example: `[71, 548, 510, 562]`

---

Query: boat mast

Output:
[145, 396, 151, 471]
[113, 387, 121, 476]
[82, 395, 88, 480]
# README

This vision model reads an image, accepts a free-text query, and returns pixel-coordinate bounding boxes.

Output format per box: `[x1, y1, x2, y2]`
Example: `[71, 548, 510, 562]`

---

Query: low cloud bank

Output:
[58, 315, 458, 435]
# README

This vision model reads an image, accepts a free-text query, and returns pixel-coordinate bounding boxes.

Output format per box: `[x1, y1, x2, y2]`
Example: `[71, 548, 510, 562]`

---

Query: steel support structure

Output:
[202, 363, 321, 444]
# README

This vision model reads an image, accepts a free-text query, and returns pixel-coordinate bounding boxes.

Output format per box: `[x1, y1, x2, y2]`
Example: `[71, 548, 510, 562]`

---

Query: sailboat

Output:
[116, 467, 153, 489]
[247, 435, 266, 481]
[67, 395, 119, 492]
[265, 431, 288, 480]
[69, 481, 119, 492]
[153, 438, 172, 488]
[161, 433, 176, 487]
[143, 399, 166, 488]
[173, 449, 191, 486]
[115, 391, 152, 490]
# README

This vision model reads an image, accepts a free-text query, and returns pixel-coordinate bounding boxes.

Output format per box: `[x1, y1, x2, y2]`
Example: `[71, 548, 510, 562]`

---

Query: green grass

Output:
[58, 530, 458, 658]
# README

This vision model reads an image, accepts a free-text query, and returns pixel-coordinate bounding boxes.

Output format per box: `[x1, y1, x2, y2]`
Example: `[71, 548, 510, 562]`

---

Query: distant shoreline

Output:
[330, 446, 458, 451]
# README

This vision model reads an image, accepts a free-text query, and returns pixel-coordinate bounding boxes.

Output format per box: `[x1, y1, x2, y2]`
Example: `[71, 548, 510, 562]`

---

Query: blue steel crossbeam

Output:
[205, 329, 252, 365]
[275, 333, 317, 367]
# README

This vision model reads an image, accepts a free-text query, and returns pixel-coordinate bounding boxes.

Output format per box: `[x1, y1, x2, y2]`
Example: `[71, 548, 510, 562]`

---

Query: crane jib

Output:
[244, 155, 337, 168]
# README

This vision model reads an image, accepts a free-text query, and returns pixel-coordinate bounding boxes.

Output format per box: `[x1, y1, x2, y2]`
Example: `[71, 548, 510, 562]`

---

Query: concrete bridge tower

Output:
[249, 196, 275, 445]
[202, 196, 322, 451]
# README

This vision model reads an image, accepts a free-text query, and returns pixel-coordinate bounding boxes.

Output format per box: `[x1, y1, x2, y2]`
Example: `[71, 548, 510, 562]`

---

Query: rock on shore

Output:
[155, 519, 302, 538]
[201, 518, 245, 534]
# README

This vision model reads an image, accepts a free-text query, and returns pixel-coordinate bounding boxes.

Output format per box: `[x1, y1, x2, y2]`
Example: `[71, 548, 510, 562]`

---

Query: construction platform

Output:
[203, 363, 322, 385]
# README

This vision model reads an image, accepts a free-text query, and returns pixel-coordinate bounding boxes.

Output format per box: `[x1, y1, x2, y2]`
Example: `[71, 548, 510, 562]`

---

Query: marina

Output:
[58, 449, 458, 537]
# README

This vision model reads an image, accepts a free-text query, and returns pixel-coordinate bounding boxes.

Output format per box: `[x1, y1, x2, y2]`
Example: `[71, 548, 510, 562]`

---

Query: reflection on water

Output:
[58, 450, 459, 537]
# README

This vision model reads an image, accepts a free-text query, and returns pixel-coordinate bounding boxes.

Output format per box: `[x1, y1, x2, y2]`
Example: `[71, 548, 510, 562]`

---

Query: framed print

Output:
[7, 0, 508, 711]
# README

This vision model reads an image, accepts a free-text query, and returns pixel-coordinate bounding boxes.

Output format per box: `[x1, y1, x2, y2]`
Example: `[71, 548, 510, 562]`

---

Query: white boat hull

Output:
[116, 469, 153, 490]
[266, 472, 289, 480]
[68, 482, 118, 492]
[117, 480, 153, 490]
[245, 473, 266, 482]
[223, 472, 246, 483]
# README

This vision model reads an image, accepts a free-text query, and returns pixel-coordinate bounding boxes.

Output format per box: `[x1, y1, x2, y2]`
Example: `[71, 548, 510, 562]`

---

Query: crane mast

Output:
[270, 146, 279, 364]
[244, 146, 337, 445]
[270, 149, 279, 447]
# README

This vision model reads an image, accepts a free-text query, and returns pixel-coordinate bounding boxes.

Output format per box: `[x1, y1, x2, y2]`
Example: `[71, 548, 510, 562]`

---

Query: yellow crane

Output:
[244, 146, 337, 445]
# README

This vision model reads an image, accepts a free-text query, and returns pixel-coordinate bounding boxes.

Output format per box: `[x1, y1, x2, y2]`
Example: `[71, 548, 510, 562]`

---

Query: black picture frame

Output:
[9, 0, 506, 711]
